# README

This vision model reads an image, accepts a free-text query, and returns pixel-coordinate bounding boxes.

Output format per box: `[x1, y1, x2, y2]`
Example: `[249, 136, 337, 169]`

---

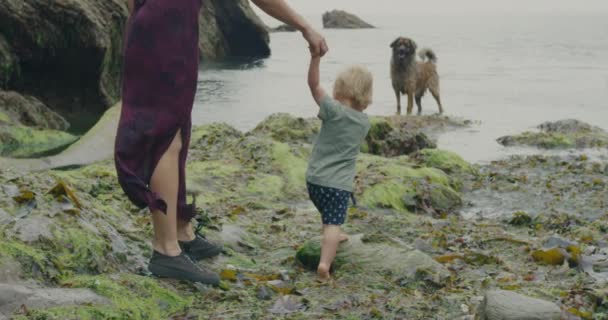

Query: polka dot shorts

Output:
[306, 182, 353, 225]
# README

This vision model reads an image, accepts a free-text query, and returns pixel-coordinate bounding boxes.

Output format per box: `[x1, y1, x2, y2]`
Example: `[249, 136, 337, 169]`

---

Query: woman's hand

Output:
[303, 27, 328, 57]
[249, 0, 328, 56]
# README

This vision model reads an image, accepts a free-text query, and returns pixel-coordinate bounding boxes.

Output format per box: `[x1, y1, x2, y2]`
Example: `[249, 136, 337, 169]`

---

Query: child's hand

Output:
[309, 46, 322, 59]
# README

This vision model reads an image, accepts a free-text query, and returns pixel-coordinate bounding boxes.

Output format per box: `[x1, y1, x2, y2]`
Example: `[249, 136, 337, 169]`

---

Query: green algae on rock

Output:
[357, 154, 462, 215]
[497, 119, 608, 149]
[24, 274, 192, 320]
[252, 113, 320, 144]
[0, 124, 78, 158]
[363, 116, 436, 157]
[412, 149, 476, 176]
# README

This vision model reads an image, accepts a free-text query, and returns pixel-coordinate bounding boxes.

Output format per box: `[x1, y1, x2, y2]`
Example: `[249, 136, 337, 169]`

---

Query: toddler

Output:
[306, 51, 372, 280]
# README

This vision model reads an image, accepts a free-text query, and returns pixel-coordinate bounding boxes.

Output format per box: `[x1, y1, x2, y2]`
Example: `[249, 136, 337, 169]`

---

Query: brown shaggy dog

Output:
[390, 37, 443, 115]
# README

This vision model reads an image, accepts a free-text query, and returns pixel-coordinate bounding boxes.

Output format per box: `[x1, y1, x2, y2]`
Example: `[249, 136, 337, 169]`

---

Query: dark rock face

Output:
[322, 10, 374, 29]
[199, 0, 270, 60]
[0, 91, 68, 130]
[0, 0, 128, 121]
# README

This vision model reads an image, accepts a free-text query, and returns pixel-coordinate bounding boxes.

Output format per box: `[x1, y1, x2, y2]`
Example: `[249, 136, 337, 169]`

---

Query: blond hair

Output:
[333, 65, 373, 110]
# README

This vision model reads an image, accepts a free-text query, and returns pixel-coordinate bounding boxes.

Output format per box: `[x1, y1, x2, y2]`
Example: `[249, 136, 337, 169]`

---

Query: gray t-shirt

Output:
[306, 95, 371, 192]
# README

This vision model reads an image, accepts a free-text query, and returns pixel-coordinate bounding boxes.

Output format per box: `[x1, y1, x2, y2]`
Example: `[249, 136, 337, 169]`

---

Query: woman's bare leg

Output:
[176, 220, 195, 242]
[150, 130, 183, 256]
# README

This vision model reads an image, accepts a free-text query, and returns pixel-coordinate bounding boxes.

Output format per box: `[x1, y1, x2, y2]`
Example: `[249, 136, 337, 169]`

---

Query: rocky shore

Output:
[0, 0, 270, 150]
[1, 113, 607, 319]
[1, 2, 607, 319]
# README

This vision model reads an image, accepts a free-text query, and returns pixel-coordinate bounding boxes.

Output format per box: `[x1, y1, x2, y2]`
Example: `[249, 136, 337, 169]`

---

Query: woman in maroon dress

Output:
[115, 0, 327, 285]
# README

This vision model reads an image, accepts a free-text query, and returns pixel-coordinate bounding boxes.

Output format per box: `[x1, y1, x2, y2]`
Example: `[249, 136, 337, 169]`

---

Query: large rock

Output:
[497, 119, 608, 149]
[363, 118, 436, 157]
[199, 0, 270, 60]
[357, 155, 462, 215]
[0, 0, 128, 121]
[322, 10, 374, 29]
[296, 235, 450, 285]
[411, 149, 475, 176]
[0, 91, 68, 130]
[0, 34, 15, 88]
[252, 113, 320, 144]
[0, 283, 110, 318]
[476, 290, 561, 320]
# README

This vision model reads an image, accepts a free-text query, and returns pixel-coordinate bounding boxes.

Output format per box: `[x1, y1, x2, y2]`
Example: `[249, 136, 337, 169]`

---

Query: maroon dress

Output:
[115, 0, 201, 221]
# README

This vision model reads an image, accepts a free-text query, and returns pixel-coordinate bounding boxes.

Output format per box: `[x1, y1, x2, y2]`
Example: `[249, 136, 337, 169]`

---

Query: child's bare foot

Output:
[317, 263, 330, 280]
[338, 233, 349, 243]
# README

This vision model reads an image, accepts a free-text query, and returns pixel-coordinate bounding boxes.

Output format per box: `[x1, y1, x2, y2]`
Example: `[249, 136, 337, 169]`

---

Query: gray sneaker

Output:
[148, 251, 219, 286]
[179, 235, 223, 261]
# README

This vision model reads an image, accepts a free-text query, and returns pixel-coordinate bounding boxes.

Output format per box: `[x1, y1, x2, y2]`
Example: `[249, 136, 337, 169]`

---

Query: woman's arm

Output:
[308, 56, 326, 106]
[250, 0, 328, 56]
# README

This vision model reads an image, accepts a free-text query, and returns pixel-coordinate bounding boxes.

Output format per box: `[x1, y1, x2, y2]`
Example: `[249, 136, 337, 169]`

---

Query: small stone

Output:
[543, 235, 577, 249]
[414, 238, 434, 253]
[11, 216, 54, 243]
[212, 225, 249, 251]
[257, 286, 272, 300]
[477, 290, 561, 320]
[0, 257, 22, 283]
[279, 270, 290, 281]
[2, 185, 19, 197]
[0, 283, 109, 316]
[0, 208, 10, 224]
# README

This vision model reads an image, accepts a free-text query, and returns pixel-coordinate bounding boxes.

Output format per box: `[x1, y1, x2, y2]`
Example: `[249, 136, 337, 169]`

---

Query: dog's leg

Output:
[430, 88, 443, 114]
[415, 95, 423, 115]
[395, 90, 401, 115]
[406, 90, 414, 115]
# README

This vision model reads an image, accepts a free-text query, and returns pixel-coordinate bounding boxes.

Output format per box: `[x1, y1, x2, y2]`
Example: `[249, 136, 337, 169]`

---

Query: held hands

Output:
[303, 27, 328, 57]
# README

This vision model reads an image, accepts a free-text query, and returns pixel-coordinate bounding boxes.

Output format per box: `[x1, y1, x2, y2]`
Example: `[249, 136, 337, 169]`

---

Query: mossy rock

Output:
[367, 117, 393, 140]
[497, 119, 608, 149]
[25, 274, 191, 320]
[0, 124, 78, 158]
[188, 130, 308, 208]
[296, 235, 450, 284]
[0, 91, 69, 130]
[411, 149, 475, 176]
[357, 155, 461, 214]
[191, 122, 244, 158]
[252, 113, 320, 144]
[497, 132, 574, 149]
[364, 117, 436, 157]
[0, 110, 11, 123]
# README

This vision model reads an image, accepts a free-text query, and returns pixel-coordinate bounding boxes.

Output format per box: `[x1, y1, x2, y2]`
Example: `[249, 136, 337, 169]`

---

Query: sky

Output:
[254, 0, 608, 17]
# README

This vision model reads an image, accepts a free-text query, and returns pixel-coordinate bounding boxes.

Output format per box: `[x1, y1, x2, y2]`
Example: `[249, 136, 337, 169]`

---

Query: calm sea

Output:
[193, 11, 608, 163]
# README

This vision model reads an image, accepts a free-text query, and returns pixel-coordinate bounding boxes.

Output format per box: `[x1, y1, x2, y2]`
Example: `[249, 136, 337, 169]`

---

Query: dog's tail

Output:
[418, 48, 437, 63]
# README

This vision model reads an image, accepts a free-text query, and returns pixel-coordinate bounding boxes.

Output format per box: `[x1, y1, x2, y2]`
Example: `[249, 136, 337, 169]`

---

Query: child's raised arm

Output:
[308, 56, 327, 107]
